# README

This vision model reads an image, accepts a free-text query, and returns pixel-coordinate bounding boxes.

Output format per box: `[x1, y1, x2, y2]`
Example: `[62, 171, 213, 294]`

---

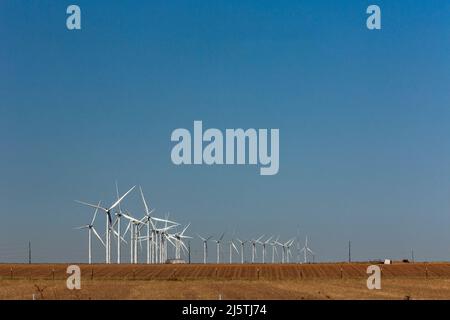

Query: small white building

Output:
[166, 259, 186, 264]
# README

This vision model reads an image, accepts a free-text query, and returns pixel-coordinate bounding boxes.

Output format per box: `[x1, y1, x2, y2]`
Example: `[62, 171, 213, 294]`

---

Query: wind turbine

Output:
[197, 234, 213, 264]
[151, 218, 178, 263]
[214, 232, 225, 264]
[236, 238, 246, 264]
[122, 212, 145, 263]
[275, 239, 292, 263]
[172, 223, 192, 260]
[76, 185, 135, 263]
[228, 239, 239, 264]
[250, 235, 264, 263]
[300, 236, 315, 263]
[260, 236, 273, 264]
[112, 181, 129, 264]
[139, 186, 156, 264]
[270, 236, 279, 263]
[74, 201, 105, 264]
[285, 238, 295, 263]
[160, 212, 177, 263]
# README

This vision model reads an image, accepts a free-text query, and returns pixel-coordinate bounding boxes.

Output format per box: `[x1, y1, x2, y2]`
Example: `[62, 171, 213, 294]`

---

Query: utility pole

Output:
[188, 241, 191, 264]
[348, 241, 351, 263]
[28, 241, 31, 264]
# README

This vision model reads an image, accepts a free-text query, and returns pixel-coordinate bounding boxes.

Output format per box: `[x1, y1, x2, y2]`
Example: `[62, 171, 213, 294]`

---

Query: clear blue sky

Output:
[1, 1, 449, 263]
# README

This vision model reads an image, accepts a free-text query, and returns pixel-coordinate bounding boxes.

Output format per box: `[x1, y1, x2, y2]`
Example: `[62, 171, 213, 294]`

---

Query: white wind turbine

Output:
[75, 185, 135, 263]
[285, 238, 295, 263]
[159, 213, 179, 262]
[270, 236, 279, 263]
[227, 239, 239, 264]
[149, 214, 178, 263]
[236, 238, 246, 264]
[300, 236, 315, 263]
[275, 239, 292, 263]
[122, 212, 145, 263]
[74, 201, 105, 264]
[138, 188, 179, 264]
[214, 232, 225, 264]
[139, 186, 156, 264]
[260, 236, 273, 264]
[112, 181, 129, 264]
[250, 235, 264, 263]
[197, 234, 213, 264]
[172, 223, 192, 260]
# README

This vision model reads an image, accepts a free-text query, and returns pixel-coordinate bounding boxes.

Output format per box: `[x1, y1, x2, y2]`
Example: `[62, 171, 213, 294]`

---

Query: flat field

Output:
[1, 263, 450, 299]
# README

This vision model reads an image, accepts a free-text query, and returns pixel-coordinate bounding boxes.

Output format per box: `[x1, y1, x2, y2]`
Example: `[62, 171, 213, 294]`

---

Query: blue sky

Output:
[1, 1, 450, 263]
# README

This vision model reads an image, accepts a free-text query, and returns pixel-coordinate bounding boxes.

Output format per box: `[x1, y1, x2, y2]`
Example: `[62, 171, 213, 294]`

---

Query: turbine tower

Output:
[236, 238, 246, 264]
[112, 181, 129, 264]
[261, 236, 273, 264]
[251, 235, 264, 263]
[270, 236, 279, 263]
[139, 186, 156, 264]
[214, 232, 225, 264]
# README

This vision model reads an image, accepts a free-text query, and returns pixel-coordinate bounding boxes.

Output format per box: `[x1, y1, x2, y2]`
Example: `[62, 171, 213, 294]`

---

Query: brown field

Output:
[1, 263, 450, 300]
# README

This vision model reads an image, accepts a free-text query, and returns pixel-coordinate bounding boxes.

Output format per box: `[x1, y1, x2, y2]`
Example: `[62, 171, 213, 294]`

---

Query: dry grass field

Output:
[1, 263, 450, 300]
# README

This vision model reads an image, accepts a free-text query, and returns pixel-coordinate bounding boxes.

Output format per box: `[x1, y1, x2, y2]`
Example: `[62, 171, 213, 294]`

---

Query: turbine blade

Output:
[151, 216, 179, 225]
[92, 227, 106, 247]
[121, 213, 140, 223]
[74, 225, 89, 230]
[139, 186, 150, 215]
[91, 200, 101, 225]
[115, 180, 122, 213]
[112, 228, 127, 243]
[109, 186, 135, 211]
[166, 236, 176, 247]
[75, 200, 107, 212]
[123, 221, 131, 236]
[197, 234, 206, 241]
[180, 240, 188, 252]
[180, 223, 190, 236]
[265, 236, 273, 244]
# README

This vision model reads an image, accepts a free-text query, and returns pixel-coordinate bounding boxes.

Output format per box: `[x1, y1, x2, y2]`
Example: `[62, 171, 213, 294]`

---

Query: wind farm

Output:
[72, 183, 320, 266]
[2, 182, 450, 300]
